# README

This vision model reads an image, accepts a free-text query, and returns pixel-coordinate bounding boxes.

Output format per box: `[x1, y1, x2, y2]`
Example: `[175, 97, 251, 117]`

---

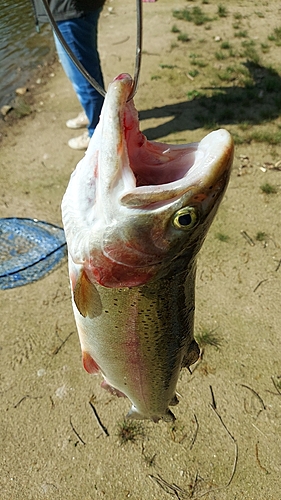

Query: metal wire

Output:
[128, 0, 143, 101]
[41, 0, 143, 101]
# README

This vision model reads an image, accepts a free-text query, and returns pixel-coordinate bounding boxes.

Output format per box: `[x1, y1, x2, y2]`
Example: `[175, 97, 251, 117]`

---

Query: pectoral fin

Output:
[73, 269, 102, 318]
[182, 339, 200, 369]
[82, 351, 100, 374]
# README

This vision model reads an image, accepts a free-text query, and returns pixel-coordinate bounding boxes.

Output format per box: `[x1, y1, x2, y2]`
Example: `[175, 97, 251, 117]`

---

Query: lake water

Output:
[0, 0, 53, 108]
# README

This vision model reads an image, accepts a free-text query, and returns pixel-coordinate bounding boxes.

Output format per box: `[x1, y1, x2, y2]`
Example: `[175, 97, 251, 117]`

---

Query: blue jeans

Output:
[54, 10, 104, 137]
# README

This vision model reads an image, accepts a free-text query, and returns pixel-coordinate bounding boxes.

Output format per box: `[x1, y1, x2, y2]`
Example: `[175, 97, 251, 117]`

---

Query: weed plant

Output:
[173, 6, 211, 25]
[215, 232, 230, 242]
[117, 420, 145, 445]
[260, 183, 277, 194]
[196, 329, 222, 349]
[217, 4, 227, 18]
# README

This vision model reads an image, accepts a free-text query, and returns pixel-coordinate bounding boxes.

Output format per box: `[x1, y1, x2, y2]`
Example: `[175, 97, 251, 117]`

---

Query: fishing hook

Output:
[41, 0, 142, 101]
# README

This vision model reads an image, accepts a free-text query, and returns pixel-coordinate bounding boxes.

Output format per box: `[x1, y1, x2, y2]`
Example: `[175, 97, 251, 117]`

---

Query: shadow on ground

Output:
[140, 62, 281, 139]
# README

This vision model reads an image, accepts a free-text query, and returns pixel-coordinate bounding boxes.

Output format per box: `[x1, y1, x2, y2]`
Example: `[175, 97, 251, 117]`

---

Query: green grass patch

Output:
[177, 32, 190, 42]
[159, 64, 176, 69]
[268, 26, 281, 45]
[260, 183, 277, 194]
[215, 51, 228, 60]
[217, 66, 238, 82]
[238, 122, 251, 131]
[189, 69, 199, 78]
[215, 232, 230, 242]
[261, 42, 270, 53]
[233, 12, 242, 20]
[241, 41, 260, 64]
[187, 90, 204, 100]
[196, 328, 222, 349]
[217, 4, 228, 17]
[256, 231, 267, 241]
[173, 6, 212, 25]
[221, 41, 232, 50]
[234, 30, 248, 38]
[247, 130, 281, 144]
[171, 24, 180, 33]
[232, 133, 245, 145]
[190, 59, 208, 67]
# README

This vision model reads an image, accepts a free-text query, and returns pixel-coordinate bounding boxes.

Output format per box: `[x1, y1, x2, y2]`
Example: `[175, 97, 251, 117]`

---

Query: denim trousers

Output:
[54, 10, 105, 137]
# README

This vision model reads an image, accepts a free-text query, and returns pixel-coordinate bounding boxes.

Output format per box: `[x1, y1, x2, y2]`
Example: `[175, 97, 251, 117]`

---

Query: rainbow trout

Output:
[62, 73, 233, 422]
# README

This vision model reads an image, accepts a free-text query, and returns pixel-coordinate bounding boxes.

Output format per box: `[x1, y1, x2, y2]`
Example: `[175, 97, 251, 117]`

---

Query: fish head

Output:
[62, 74, 233, 288]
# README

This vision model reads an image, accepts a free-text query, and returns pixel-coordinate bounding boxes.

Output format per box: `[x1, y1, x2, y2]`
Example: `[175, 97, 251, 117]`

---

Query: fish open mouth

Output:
[100, 74, 233, 210]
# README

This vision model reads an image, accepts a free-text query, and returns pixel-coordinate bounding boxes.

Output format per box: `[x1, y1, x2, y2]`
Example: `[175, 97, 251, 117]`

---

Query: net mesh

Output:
[0, 218, 67, 290]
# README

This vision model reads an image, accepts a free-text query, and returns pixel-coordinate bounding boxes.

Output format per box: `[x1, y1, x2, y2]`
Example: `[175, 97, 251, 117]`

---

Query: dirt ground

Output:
[1, 1, 281, 499]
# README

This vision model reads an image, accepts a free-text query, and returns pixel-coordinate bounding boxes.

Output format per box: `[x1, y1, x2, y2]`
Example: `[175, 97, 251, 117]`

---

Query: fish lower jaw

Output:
[126, 405, 176, 423]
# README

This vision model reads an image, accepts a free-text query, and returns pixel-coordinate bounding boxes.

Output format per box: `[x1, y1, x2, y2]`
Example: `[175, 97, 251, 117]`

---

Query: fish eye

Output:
[172, 207, 198, 230]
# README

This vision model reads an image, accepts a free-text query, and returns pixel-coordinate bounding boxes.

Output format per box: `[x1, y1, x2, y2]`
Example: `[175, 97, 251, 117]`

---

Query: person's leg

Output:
[54, 10, 104, 138]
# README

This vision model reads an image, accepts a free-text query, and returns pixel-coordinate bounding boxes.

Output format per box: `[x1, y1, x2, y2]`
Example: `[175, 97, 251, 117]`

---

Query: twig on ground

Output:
[251, 423, 267, 438]
[112, 36, 130, 45]
[69, 416, 86, 445]
[148, 473, 186, 499]
[241, 384, 266, 410]
[14, 395, 42, 408]
[52, 330, 74, 355]
[275, 259, 281, 272]
[240, 230, 255, 246]
[255, 442, 269, 474]
[253, 279, 269, 293]
[190, 414, 199, 450]
[270, 376, 281, 396]
[89, 396, 109, 436]
[209, 385, 217, 410]
[141, 443, 157, 467]
[195, 388, 238, 498]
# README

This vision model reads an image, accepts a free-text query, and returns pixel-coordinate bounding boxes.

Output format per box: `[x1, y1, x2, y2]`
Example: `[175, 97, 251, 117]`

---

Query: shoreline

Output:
[0, 49, 58, 134]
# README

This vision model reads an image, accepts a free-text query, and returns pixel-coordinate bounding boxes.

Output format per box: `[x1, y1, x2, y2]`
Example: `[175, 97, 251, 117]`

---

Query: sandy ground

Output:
[1, 1, 281, 499]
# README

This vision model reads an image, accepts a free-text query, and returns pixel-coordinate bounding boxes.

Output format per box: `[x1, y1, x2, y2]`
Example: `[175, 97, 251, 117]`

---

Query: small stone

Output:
[16, 87, 27, 95]
[214, 36, 221, 42]
[1, 105, 13, 116]
[55, 384, 67, 399]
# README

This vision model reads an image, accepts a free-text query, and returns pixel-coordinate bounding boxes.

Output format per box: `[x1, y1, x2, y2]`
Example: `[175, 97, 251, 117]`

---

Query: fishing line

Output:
[41, 0, 143, 101]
